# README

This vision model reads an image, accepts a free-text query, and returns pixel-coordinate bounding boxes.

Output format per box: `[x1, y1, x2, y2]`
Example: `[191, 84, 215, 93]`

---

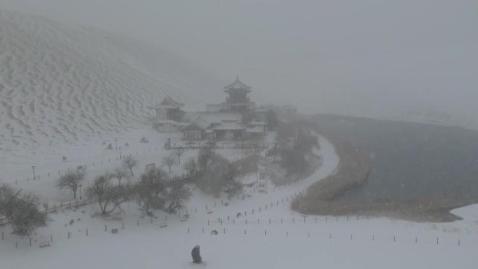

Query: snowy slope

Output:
[0, 10, 213, 151]
[88, 29, 223, 108]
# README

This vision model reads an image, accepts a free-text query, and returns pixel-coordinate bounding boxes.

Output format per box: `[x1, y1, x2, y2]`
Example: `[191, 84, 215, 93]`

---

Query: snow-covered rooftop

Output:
[224, 77, 252, 92]
[211, 121, 245, 131]
[185, 112, 243, 129]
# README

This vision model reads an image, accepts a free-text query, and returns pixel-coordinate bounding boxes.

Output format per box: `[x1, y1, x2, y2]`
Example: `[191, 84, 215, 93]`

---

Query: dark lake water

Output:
[313, 114, 478, 204]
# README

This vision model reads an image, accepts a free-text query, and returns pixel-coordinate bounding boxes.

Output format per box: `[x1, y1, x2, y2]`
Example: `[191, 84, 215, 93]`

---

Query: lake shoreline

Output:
[292, 127, 477, 223]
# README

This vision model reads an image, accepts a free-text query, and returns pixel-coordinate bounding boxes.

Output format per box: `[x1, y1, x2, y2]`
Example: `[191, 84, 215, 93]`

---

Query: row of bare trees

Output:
[57, 154, 191, 217]
[0, 146, 242, 238]
[57, 155, 137, 201]
[55, 145, 246, 218]
[87, 167, 191, 216]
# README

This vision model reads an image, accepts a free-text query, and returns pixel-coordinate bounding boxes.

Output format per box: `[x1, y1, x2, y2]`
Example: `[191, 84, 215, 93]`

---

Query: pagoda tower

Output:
[223, 76, 254, 112]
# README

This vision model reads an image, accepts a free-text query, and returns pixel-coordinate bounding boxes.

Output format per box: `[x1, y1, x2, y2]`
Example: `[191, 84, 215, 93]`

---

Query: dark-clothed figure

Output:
[191, 245, 202, 264]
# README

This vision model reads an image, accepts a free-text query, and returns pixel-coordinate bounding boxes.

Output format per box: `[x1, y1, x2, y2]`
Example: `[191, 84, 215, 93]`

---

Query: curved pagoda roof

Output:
[224, 77, 251, 93]
[159, 96, 184, 108]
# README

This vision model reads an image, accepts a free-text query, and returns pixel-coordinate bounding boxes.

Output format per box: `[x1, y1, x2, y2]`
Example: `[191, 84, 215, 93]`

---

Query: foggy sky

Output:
[1, 0, 477, 124]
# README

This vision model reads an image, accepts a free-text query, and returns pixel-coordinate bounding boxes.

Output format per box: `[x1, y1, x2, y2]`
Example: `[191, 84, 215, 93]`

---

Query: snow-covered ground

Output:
[1, 135, 477, 269]
[0, 9, 476, 268]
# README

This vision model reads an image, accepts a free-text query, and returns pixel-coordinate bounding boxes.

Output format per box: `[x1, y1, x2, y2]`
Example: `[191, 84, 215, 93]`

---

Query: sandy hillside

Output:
[0, 10, 217, 152]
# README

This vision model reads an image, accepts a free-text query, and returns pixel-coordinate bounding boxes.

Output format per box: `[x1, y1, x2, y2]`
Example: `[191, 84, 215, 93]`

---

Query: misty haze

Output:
[0, 1, 477, 269]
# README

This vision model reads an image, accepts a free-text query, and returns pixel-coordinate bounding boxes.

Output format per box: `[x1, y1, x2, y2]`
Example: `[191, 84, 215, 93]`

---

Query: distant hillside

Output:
[0, 10, 218, 151]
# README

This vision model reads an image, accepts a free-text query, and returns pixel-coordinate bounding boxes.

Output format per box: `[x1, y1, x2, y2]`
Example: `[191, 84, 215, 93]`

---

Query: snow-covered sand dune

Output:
[0, 10, 212, 152]
[0, 10, 223, 183]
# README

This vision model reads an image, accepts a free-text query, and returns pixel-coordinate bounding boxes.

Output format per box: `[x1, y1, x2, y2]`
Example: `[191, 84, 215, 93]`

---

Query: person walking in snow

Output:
[191, 245, 202, 264]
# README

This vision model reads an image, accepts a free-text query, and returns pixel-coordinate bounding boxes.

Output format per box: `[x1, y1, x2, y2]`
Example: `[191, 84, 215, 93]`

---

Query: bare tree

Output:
[184, 157, 198, 178]
[195, 152, 240, 197]
[134, 168, 190, 215]
[0, 184, 18, 214]
[0, 185, 46, 236]
[134, 167, 168, 216]
[86, 174, 131, 216]
[162, 155, 176, 176]
[57, 167, 86, 199]
[122, 155, 137, 177]
[113, 167, 129, 186]
[163, 181, 191, 213]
